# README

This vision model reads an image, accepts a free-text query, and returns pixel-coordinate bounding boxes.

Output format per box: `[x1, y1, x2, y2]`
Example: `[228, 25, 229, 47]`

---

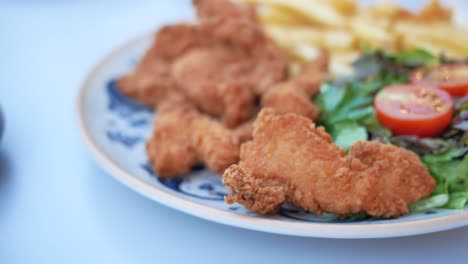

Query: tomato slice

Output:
[374, 84, 453, 137]
[409, 64, 468, 96]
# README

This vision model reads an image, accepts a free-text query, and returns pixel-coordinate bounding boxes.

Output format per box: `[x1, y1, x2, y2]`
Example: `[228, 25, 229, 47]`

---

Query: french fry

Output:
[349, 18, 394, 49]
[331, 51, 360, 64]
[403, 35, 465, 58]
[244, 0, 346, 27]
[258, 5, 312, 26]
[395, 22, 468, 56]
[292, 44, 321, 61]
[264, 26, 322, 47]
[265, 25, 355, 51]
[243, 0, 467, 75]
[323, 0, 357, 15]
[321, 30, 356, 50]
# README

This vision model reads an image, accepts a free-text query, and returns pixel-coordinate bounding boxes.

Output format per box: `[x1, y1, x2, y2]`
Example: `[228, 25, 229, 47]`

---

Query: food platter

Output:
[76, 34, 468, 238]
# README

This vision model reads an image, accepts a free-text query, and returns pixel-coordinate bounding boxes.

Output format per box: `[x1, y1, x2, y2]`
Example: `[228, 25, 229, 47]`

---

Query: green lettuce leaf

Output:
[420, 150, 468, 210]
[394, 48, 438, 67]
[446, 192, 468, 209]
[316, 47, 468, 214]
[334, 123, 368, 150]
[410, 194, 449, 213]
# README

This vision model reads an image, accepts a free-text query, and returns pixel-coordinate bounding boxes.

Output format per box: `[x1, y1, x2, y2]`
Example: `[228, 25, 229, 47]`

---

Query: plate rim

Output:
[75, 33, 468, 239]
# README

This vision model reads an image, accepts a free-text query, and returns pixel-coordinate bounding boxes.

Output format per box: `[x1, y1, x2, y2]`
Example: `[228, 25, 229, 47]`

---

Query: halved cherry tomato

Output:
[374, 84, 453, 137]
[409, 64, 468, 96]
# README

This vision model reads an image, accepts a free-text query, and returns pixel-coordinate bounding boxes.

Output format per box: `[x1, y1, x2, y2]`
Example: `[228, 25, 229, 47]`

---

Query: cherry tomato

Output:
[409, 64, 468, 96]
[374, 84, 453, 137]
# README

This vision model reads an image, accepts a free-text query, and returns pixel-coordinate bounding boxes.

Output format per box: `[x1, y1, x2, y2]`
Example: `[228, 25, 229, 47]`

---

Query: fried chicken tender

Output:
[292, 51, 329, 97]
[150, 24, 206, 61]
[349, 141, 436, 218]
[119, 0, 288, 127]
[192, 115, 241, 173]
[194, 0, 256, 22]
[118, 24, 203, 107]
[233, 117, 256, 143]
[146, 95, 198, 178]
[250, 41, 290, 95]
[171, 47, 256, 128]
[223, 108, 436, 218]
[118, 59, 175, 107]
[261, 82, 321, 120]
[194, 0, 289, 95]
[146, 96, 240, 178]
[261, 53, 328, 120]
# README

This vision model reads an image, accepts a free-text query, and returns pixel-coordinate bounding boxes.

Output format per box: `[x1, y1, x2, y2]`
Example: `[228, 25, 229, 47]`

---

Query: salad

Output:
[316, 48, 468, 212]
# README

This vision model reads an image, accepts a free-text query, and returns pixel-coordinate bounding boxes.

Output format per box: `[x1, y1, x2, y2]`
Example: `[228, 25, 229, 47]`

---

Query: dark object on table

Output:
[0, 105, 3, 141]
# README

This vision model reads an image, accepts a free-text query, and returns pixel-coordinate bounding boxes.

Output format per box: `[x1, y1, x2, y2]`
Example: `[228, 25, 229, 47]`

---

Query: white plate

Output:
[76, 33, 468, 239]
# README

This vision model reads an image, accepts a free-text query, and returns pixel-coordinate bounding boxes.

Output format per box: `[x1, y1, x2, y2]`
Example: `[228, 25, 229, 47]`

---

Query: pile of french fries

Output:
[241, 0, 468, 75]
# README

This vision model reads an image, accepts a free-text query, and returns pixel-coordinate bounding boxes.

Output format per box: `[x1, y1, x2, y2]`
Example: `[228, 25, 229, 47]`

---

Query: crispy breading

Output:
[233, 117, 257, 143]
[194, 0, 288, 95]
[194, 0, 256, 22]
[349, 141, 436, 218]
[223, 108, 436, 217]
[292, 51, 329, 97]
[223, 165, 287, 214]
[150, 24, 206, 61]
[260, 53, 328, 120]
[171, 47, 256, 127]
[249, 41, 290, 95]
[147, 97, 240, 178]
[117, 59, 175, 107]
[117, 24, 203, 107]
[146, 97, 199, 178]
[261, 82, 321, 120]
[191, 115, 241, 173]
[119, 0, 288, 122]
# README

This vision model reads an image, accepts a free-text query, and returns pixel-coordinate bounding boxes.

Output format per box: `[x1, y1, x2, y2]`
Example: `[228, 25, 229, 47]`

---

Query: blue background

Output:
[1, 0, 467, 263]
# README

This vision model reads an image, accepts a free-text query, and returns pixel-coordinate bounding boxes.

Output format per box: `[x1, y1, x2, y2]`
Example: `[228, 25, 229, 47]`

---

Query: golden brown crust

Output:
[191, 115, 240, 173]
[233, 117, 256, 143]
[171, 47, 256, 127]
[118, 0, 289, 125]
[221, 82, 257, 128]
[151, 24, 206, 61]
[259, 52, 328, 120]
[261, 82, 321, 120]
[223, 165, 286, 214]
[193, 0, 257, 22]
[292, 51, 329, 97]
[147, 98, 241, 178]
[117, 59, 178, 107]
[248, 41, 290, 95]
[146, 99, 199, 178]
[117, 24, 203, 107]
[349, 141, 436, 218]
[223, 108, 436, 218]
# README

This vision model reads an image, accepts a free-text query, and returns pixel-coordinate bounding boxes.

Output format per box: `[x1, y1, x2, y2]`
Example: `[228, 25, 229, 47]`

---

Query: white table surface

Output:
[1, 0, 467, 263]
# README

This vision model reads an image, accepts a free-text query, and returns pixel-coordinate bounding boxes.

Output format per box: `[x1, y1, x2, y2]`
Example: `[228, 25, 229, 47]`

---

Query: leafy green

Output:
[410, 194, 449, 213]
[446, 192, 468, 209]
[316, 48, 427, 149]
[316, 82, 382, 149]
[334, 123, 368, 150]
[421, 151, 468, 209]
[394, 48, 438, 67]
[352, 48, 420, 83]
[390, 136, 456, 156]
[441, 96, 468, 147]
[315, 47, 468, 213]
[423, 148, 464, 163]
